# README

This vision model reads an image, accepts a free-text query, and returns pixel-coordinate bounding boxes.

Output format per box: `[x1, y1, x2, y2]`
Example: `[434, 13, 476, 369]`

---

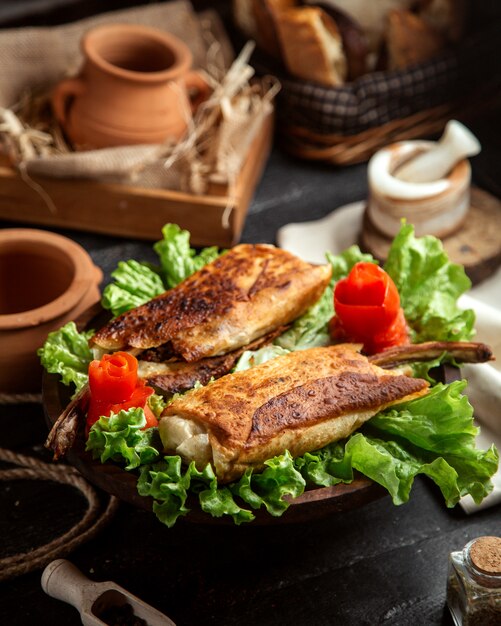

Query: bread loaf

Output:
[233, 0, 296, 59]
[386, 9, 445, 70]
[275, 6, 347, 85]
[305, 0, 414, 55]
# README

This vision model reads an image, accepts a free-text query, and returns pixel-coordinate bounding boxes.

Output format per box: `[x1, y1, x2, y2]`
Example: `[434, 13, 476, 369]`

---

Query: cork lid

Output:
[470, 536, 501, 575]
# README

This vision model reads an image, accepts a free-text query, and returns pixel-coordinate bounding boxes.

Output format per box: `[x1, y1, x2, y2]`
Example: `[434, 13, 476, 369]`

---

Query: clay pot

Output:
[0, 229, 102, 393]
[52, 23, 210, 150]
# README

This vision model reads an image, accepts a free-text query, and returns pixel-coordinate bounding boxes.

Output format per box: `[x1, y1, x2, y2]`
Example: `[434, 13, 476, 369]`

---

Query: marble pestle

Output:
[395, 120, 481, 183]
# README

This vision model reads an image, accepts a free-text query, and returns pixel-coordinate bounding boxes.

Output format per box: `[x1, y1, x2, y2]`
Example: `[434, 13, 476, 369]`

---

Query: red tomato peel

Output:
[88, 351, 137, 404]
[331, 262, 409, 355]
[86, 351, 157, 434]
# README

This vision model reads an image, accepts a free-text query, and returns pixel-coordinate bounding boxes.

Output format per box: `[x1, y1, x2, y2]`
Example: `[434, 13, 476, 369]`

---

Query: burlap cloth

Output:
[0, 1, 276, 195]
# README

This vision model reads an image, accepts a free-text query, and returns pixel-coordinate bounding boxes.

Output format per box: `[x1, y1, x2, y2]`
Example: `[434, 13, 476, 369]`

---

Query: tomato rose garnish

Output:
[88, 352, 138, 403]
[86, 351, 157, 433]
[331, 262, 409, 355]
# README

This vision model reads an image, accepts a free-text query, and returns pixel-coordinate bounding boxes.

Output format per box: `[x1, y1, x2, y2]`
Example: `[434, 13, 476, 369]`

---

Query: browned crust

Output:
[90, 244, 331, 361]
[90, 250, 248, 351]
[247, 372, 428, 446]
[251, 0, 297, 59]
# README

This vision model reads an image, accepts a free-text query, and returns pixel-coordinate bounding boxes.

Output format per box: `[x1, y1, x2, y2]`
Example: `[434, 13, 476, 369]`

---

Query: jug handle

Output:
[185, 71, 211, 113]
[52, 77, 85, 130]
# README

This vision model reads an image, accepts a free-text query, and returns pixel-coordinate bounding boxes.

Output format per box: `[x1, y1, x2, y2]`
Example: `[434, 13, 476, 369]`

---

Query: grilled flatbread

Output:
[159, 344, 429, 482]
[90, 244, 331, 362]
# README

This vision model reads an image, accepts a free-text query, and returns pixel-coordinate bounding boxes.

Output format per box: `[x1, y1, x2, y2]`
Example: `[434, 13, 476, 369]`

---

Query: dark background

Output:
[1, 2, 501, 625]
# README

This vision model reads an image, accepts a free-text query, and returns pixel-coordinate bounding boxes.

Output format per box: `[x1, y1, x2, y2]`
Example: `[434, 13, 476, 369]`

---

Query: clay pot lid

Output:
[82, 23, 193, 83]
[0, 228, 102, 330]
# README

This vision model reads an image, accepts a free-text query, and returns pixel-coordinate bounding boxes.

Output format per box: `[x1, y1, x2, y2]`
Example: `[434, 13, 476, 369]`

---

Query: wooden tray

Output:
[0, 113, 273, 248]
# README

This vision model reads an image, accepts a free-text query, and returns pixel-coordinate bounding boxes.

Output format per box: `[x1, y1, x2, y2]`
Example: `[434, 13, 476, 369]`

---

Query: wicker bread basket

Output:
[259, 22, 501, 165]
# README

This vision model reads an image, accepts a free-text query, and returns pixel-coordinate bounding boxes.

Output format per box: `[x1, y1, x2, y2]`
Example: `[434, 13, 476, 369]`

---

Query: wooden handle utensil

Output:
[41, 559, 176, 626]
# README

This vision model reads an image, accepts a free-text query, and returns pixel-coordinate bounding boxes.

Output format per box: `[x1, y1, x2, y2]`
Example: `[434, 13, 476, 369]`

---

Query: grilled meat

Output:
[140, 327, 288, 395]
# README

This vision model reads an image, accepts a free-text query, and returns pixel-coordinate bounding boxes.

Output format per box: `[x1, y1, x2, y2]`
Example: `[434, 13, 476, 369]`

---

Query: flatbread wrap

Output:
[159, 344, 429, 483]
[90, 244, 332, 361]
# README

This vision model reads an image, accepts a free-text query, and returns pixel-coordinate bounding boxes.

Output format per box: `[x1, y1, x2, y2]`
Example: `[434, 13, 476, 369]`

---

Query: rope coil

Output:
[0, 447, 118, 582]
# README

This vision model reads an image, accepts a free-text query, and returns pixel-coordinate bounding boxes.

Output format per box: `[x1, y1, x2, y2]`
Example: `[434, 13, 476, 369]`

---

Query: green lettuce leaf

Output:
[37, 322, 93, 394]
[138, 457, 254, 527]
[138, 456, 193, 527]
[232, 451, 306, 516]
[153, 223, 220, 289]
[148, 393, 167, 418]
[294, 382, 498, 507]
[294, 443, 347, 487]
[327, 246, 377, 282]
[140, 450, 306, 527]
[410, 356, 445, 382]
[86, 407, 160, 470]
[384, 224, 475, 342]
[101, 260, 165, 317]
[368, 381, 498, 504]
[101, 224, 221, 317]
[198, 474, 255, 525]
[233, 345, 290, 372]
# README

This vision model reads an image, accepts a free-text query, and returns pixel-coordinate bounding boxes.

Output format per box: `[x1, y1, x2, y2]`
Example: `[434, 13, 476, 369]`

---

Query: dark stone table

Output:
[1, 2, 501, 625]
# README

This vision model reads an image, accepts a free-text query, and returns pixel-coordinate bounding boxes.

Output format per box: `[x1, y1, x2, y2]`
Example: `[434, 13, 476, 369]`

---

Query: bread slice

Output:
[275, 6, 347, 85]
[305, 0, 414, 54]
[253, 0, 297, 59]
[232, 0, 296, 59]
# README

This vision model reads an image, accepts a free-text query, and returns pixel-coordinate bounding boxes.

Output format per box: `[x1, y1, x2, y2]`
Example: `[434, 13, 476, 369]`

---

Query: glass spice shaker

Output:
[447, 536, 501, 626]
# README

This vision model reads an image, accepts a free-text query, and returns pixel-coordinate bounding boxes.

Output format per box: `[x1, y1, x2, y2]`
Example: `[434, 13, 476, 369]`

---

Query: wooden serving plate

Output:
[42, 369, 386, 525]
[42, 304, 461, 525]
[42, 306, 388, 524]
[41, 305, 456, 525]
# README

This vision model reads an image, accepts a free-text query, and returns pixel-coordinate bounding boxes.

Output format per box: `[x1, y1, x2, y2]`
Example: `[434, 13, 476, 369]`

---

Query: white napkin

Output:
[459, 279, 501, 512]
[277, 202, 501, 512]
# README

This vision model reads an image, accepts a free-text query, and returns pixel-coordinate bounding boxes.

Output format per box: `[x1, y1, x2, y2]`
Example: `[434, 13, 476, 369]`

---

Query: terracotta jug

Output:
[0, 229, 103, 393]
[52, 23, 210, 149]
